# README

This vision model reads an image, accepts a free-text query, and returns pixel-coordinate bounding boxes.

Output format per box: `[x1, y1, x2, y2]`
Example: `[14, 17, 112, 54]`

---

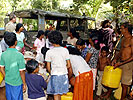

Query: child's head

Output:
[44, 30, 50, 38]
[4, 32, 17, 47]
[15, 23, 24, 32]
[48, 30, 63, 45]
[26, 59, 39, 74]
[67, 46, 81, 55]
[76, 38, 85, 50]
[101, 46, 109, 57]
[36, 30, 45, 39]
[68, 28, 77, 38]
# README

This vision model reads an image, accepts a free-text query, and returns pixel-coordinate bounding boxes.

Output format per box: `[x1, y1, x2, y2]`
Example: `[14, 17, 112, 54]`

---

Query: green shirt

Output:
[0, 48, 25, 86]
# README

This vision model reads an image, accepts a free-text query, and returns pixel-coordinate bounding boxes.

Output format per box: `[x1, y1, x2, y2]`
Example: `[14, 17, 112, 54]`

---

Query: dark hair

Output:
[4, 32, 17, 46]
[93, 39, 100, 50]
[26, 59, 39, 73]
[9, 14, 16, 20]
[121, 22, 132, 35]
[15, 23, 23, 32]
[70, 28, 77, 38]
[101, 46, 109, 53]
[48, 30, 63, 45]
[36, 30, 45, 38]
[44, 30, 50, 37]
[101, 20, 109, 28]
[67, 46, 81, 55]
[41, 47, 49, 59]
[76, 38, 85, 46]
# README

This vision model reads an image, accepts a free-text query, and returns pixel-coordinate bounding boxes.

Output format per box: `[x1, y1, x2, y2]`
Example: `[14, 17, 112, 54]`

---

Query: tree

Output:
[104, 0, 132, 29]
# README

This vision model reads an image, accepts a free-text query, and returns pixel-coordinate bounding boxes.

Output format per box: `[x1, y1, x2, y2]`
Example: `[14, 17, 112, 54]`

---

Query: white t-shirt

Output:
[15, 32, 25, 49]
[45, 47, 70, 75]
[67, 37, 77, 46]
[34, 38, 45, 53]
[70, 55, 91, 77]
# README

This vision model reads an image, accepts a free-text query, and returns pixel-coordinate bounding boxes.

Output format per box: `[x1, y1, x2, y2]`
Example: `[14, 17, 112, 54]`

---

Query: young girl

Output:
[33, 30, 45, 63]
[25, 59, 47, 100]
[67, 28, 78, 46]
[45, 31, 72, 100]
[67, 46, 93, 100]
[15, 23, 32, 54]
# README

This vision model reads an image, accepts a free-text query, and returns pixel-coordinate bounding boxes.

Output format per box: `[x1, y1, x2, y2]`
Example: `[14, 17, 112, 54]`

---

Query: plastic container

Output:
[114, 83, 122, 100]
[61, 92, 73, 100]
[0, 72, 3, 84]
[102, 66, 122, 88]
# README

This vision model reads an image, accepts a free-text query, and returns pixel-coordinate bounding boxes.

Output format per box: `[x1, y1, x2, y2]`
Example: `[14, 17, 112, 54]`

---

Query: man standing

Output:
[112, 22, 133, 100]
[1, 14, 16, 52]
[5, 13, 16, 32]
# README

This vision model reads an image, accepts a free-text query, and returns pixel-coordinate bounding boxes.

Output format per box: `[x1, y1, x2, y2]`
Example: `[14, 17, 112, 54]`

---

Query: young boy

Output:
[0, 32, 26, 100]
[96, 46, 110, 97]
[25, 59, 47, 100]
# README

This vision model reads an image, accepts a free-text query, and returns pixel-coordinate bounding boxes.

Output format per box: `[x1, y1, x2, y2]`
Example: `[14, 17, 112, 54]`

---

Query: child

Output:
[67, 46, 93, 100]
[33, 30, 45, 63]
[25, 59, 47, 100]
[67, 28, 78, 46]
[45, 30, 72, 100]
[0, 32, 26, 100]
[96, 46, 110, 97]
[15, 23, 32, 53]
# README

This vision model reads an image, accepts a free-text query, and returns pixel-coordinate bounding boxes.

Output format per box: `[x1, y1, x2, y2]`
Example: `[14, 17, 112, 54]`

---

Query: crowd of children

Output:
[0, 20, 132, 100]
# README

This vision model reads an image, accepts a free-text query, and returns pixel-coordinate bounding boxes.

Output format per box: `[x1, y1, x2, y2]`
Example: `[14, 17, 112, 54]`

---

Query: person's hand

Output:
[23, 83, 26, 93]
[114, 62, 121, 69]
[111, 59, 116, 66]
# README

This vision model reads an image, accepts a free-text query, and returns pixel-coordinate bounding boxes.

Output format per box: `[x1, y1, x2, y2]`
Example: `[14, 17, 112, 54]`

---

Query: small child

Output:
[96, 46, 111, 97]
[33, 30, 45, 63]
[25, 59, 47, 100]
[45, 30, 72, 100]
[67, 46, 93, 100]
[0, 32, 26, 100]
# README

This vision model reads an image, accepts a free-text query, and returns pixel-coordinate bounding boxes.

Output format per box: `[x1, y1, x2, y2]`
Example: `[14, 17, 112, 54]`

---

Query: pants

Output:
[96, 71, 107, 96]
[92, 68, 97, 90]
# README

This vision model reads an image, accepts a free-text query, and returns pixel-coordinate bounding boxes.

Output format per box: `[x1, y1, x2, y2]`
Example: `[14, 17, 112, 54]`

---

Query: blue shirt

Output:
[25, 73, 47, 99]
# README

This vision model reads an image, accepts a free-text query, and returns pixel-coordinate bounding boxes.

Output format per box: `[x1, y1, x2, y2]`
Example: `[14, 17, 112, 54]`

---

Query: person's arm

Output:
[23, 39, 32, 49]
[0, 67, 5, 78]
[20, 70, 26, 92]
[66, 60, 73, 79]
[46, 62, 51, 74]
[114, 38, 133, 68]
[85, 52, 92, 63]
[97, 57, 100, 69]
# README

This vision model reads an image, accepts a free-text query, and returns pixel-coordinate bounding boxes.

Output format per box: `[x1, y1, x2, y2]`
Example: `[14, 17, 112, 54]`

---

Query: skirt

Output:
[47, 74, 69, 95]
[73, 71, 93, 100]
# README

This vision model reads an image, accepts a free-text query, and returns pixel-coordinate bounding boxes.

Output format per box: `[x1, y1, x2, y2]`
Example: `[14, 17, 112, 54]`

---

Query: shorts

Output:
[47, 74, 69, 95]
[5, 83, 23, 100]
[120, 61, 133, 85]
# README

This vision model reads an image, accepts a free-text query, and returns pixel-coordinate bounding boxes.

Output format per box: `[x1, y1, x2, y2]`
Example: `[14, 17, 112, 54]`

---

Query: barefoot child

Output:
[45, 31, 72, 100]
[96, 46, 110, 97]
[25, 59, 47, 100]
[0, 32, 26, 100]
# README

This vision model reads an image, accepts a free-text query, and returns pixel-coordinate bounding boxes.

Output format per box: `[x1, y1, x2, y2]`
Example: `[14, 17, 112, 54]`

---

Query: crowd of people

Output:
[0, 13, 132, 100]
